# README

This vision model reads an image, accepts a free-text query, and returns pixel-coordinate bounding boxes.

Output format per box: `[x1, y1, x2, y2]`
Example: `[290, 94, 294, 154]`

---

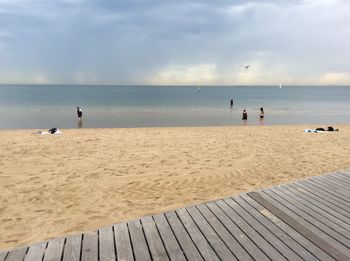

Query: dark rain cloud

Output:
[0, 0, 349, 84]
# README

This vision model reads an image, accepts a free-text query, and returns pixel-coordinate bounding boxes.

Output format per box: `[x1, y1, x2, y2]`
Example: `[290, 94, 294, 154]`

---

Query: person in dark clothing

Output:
[230, 99, 233, 109]
[48, 127, 57, 134]
[77, 107, 83, 119]
[77, 107, 83, 128]
[242, 109, 248, 126]
[259, 107, 264, 126]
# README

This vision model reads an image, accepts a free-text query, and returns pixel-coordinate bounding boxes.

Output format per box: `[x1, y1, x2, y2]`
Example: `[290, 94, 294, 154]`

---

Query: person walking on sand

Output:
[77, 107, 83, 119]
[259, 107, 264, 126]
[242, 109, 248, 125]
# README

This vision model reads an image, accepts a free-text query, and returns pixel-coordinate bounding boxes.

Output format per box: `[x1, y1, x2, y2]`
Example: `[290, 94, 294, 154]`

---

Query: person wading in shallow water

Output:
[259, 107, 264, 126]
[77, 107, 83, 119]
[242, 109, 248, 126]
[77, 107, 83, 128]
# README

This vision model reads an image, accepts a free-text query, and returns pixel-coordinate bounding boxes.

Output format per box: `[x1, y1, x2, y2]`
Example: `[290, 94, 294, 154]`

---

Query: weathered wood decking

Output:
[1, 169, 350, 260]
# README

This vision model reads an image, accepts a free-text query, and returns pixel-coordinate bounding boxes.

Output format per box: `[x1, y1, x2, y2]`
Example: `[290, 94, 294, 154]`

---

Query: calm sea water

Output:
[0, 85, 349, 129]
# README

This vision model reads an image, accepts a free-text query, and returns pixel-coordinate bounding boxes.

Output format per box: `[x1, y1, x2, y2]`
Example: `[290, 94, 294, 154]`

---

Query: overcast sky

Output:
[0, 0, 349, 85]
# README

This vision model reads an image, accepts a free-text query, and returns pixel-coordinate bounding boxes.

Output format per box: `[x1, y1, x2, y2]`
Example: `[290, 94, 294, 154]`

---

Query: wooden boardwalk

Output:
[1, 169, 350, 260]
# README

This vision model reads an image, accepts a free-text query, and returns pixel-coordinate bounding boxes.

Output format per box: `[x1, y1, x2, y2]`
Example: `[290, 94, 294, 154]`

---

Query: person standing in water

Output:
[77, 107, 83, 119]
[259, 107, 264, 126]
[77, 107, 83, 128]
[242, 109, 248, 126]
[230, 99, 233, 109]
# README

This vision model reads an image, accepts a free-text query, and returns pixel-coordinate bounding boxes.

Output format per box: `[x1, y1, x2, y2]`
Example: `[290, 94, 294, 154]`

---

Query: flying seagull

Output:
[244, 65, 250, 70]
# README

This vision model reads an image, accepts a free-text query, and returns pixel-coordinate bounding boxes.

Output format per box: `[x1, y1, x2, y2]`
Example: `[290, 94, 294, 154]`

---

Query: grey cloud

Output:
[0, 0, 349, 84]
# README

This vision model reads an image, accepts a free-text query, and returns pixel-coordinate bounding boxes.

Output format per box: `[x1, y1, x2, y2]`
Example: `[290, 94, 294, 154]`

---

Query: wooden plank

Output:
[264, 188, 350, 251]
[62, 234, 81, 261]
[128, 219, 151, 261]
[275, 185, 350, 232]
[152, 213, 186, 261]
[272, 186, 350, 239]
[43, 238, 65, 261]
[286, 183, 350, 223]
[326, 172, 350, 184]
[338, 169, 350, 175]
[305, 178, 350, 201]
[302, 179, 350, 207]
[330, 173, 350, 189]
[292, 181, 350, 218]
[24, 242, 47, 261]
[196, 204, 253, 260]
[114, 222, 134, 261]
[296, 180, 350, 217]
[3, 247, 27, 261]
[310, 177, 350, 198]
[335, 170, 350, 180]
[165, 211, 204, 260]
[175, 208, 220, 261]
[334, 170, 350, 176]
[217, 199, 287, 261]
[228, 196, 303, 260]
[329, 173, 350, 184]
[81, 231, 98, 261]
[241, 193, 334, 261]
[0, 252, 7, 261]
[329, 176, 350, 188]
[233, 195, 315, 261]
[312, 176, 344, 189]
[310, 174, 341, 185]
[250, 190, 350, 260]
[205, 201, 270, 261]
[141, 216, 169, 261]
[320, 176, 350, 191]
[99, 226, 116, 261]
[304, 178, 350, 204]
[195, 204, 253, 261]
[185, 206, 236, 260]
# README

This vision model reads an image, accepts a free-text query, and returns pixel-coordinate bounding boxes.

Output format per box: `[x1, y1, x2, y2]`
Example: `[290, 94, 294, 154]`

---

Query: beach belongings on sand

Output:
[304, 126, 339, 133]
[304, 129, 325, 133]
[36, 128, 62, 135]
[326, 126, 338, 131]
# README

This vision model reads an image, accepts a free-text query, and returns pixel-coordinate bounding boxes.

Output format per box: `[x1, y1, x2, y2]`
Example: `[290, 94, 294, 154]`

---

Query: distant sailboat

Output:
[279, 83, 282, 88]
[198, 86, 201, 92]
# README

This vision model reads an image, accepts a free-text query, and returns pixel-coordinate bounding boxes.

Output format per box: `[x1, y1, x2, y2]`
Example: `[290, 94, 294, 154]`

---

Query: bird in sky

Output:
[244, 65, 250, 70]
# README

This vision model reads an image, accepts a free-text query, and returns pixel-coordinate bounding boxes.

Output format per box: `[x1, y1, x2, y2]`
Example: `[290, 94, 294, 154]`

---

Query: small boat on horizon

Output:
[279, 83, 282, 88]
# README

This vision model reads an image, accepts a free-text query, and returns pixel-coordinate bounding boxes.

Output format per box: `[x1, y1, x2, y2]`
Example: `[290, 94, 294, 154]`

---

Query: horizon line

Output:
[0, 83, 350, 87]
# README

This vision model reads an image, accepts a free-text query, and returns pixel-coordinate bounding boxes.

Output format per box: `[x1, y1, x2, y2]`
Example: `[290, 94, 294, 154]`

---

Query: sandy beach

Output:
[0, 125, 349, 250]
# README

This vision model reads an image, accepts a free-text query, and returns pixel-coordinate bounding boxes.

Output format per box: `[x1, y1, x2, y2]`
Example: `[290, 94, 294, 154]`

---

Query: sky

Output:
[0, 0, 349, 85]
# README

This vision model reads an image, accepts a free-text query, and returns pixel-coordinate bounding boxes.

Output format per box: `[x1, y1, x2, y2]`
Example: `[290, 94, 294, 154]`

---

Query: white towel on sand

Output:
[36, 130, 62, 135]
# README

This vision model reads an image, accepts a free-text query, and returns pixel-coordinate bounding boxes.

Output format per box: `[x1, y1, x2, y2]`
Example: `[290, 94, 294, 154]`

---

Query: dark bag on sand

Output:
[316, 127, 325, 131]
[49, 128, 57, 134]
[327, 126, 334, 131]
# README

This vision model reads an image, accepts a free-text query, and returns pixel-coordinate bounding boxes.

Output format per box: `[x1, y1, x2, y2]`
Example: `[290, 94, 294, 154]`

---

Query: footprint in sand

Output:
[89, 216, 103, 221]
[84, 210, 100, 215]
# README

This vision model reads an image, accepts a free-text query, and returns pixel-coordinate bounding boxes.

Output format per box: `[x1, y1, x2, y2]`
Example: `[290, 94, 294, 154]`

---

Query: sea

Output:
[0, 85, 349, 129]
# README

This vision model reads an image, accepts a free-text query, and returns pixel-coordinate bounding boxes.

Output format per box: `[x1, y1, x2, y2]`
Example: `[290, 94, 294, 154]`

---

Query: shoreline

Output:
[0, 122, 348, 131]
[1, 125, 350, 249]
